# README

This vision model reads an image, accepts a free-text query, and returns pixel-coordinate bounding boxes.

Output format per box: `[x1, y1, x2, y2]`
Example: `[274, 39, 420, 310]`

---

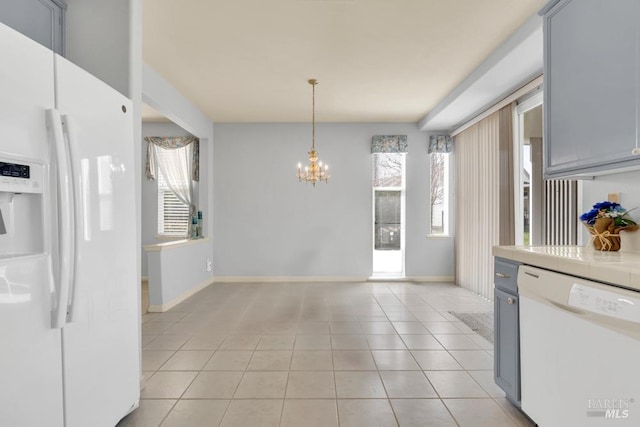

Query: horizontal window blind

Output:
[157, 170, 189, 236]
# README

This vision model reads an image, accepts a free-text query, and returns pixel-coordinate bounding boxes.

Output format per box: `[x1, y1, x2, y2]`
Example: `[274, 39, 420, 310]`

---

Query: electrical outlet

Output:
[206, 258, 212, 272]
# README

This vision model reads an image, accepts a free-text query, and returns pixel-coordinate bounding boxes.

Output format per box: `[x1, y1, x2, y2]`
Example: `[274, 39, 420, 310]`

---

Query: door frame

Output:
[371, 153, 406, 277]
[514, 91, 544, 245]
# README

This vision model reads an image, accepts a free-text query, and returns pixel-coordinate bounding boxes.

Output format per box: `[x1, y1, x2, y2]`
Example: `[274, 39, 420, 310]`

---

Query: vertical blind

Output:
[545, 179, 578, 245]
[455, 105, 515, 301]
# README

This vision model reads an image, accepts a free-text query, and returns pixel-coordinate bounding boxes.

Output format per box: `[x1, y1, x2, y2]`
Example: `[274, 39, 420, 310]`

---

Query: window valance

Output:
[428, 135, 453, 154]
[371, 135, 408, 153]
[144, 136, 200, 181]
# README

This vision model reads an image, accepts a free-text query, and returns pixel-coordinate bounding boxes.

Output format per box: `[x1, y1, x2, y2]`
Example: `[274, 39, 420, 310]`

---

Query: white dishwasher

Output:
[518, 265, 640, 427]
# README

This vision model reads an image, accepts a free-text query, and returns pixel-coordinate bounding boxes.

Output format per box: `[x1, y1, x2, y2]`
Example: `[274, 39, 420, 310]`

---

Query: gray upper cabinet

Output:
[0, 0, 66, 55]
[542, 0, 640, 178]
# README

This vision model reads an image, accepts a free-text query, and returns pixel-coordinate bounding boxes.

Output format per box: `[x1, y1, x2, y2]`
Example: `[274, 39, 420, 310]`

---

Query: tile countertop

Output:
[492, 245, 640, 292]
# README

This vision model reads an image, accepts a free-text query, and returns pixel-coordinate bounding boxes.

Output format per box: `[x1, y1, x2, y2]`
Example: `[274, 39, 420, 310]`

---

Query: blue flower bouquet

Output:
[580, 201, 637, 251]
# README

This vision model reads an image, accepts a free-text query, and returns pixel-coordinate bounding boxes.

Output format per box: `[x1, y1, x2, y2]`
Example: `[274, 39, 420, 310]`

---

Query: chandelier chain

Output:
[311, 79, 316, 151]
[297, 78, 329, 186]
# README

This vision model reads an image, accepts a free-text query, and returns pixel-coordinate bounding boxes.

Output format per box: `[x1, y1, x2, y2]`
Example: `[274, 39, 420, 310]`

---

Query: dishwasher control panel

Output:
[568, 284, 640, 323]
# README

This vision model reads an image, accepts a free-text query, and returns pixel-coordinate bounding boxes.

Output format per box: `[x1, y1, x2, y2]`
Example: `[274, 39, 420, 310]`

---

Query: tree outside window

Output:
[430, 152, 449, 235]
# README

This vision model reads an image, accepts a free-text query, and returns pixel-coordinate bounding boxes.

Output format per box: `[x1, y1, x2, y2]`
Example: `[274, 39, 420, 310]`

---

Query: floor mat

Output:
[449, 311, 494, 344]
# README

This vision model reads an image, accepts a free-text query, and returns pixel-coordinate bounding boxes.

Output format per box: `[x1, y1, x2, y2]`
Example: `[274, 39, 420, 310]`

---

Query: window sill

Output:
[155, 235, 188, 240]
[144, 237, 209, 252]
[426, 234, 453, 239]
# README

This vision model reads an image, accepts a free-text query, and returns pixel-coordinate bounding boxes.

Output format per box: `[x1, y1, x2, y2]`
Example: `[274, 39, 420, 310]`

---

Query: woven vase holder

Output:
[585, 217, 637, 251]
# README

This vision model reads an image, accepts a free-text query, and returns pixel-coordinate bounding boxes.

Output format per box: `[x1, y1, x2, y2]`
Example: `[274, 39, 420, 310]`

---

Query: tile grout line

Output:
[490, 396, 529, 427]
[402, 291, 482, 427]
[134, 282, 518, 427]
[276, 337, 296, 427]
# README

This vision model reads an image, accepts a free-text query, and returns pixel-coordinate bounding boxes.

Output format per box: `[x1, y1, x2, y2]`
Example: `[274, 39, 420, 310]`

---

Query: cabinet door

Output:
[494, 257, 519, 294]
[494, 288, 520, 405]
[544, 0, 640, 177]
[0, 0, 66, 55]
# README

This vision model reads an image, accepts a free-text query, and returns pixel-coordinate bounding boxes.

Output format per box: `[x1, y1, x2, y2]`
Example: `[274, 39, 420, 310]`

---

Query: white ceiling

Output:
[142, 0, 546, 123]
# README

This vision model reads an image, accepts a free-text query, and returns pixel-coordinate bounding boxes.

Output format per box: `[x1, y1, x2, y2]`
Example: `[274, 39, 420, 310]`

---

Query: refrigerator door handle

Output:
[46, 109, 75, 329]
[61, 114, 80, 322]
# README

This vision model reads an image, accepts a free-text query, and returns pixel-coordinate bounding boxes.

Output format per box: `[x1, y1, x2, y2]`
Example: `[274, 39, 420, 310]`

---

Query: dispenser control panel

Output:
[1, 162, 30, 179]
[568, 283, 640, 323]
[0, 159, 43, 194]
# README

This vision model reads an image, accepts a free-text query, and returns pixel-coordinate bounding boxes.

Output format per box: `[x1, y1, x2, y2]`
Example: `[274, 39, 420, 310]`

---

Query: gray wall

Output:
[141, 64, 215, 288]
[141, 122, 192, 276]
[212, 123, 454, 279]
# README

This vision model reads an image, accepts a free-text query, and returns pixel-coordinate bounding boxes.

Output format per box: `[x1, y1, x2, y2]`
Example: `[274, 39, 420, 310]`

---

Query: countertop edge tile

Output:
[493, 245, 640, 291]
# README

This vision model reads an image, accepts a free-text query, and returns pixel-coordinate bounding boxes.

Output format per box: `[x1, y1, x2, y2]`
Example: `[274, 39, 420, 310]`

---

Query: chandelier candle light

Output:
[297, 78, 330, 186]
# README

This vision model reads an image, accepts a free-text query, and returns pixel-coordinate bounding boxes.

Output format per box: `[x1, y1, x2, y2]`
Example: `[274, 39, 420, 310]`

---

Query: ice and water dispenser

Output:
[0, 158, 45, 259]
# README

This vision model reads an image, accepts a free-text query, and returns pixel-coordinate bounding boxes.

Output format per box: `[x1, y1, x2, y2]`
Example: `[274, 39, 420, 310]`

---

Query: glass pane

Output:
[375, 190, 401, 250]
[522, 144, 531, 245]
[373, 153, 404, 187]
[430, 153, 449, 235]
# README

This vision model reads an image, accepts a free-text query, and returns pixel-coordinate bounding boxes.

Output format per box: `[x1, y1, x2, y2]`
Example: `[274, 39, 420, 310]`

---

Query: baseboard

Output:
[148, 278, 213, 312]
[405, 276, 455, 282]
[210, 275, 454, 283]
[368, 276, 455, 282]
[212, 276, 369, 283]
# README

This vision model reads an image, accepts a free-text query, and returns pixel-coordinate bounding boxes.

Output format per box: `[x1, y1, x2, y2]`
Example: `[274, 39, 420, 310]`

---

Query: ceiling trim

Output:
[419, 13, 543, 132]
[451, 75, 543, 137]
[142, 63, 212, 139]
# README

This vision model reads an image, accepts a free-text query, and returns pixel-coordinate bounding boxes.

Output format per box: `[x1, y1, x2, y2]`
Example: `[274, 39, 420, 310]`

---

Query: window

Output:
[149, 141, 194, 238]
[157, 168, 190, 236]
[429, 152, 450, 235]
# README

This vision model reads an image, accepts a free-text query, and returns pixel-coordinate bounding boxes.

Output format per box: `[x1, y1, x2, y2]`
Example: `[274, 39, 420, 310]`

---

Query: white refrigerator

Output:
[0, 22, 140, 427]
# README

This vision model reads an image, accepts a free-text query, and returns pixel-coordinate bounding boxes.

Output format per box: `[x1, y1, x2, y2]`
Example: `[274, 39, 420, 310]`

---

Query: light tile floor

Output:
[118, 281, 535, 427]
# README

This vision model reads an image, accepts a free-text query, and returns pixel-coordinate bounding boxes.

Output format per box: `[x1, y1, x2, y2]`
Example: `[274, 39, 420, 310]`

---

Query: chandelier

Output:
[297, 79, 330, 186]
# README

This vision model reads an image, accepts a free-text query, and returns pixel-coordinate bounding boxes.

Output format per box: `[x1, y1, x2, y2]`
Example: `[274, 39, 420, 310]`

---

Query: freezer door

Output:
[0, 23, 63, 427]
[0, 256, 64, 426]
[54, 55, 140, 427]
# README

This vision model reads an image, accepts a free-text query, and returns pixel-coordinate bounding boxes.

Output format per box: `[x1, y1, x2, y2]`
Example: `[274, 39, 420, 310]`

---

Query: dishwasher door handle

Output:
[496, 272, 510, 278]
[549, 300, 584, 315]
